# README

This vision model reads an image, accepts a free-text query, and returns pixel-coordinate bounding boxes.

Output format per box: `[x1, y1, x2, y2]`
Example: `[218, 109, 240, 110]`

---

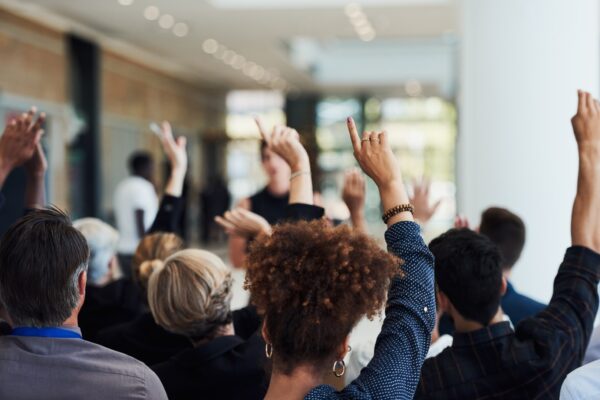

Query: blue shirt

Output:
[502, 281, 546, 325]
[305, 221, 436, 399]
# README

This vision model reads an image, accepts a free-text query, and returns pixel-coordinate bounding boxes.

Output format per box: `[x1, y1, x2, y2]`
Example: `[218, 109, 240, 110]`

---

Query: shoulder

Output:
[562, 360, 600, 399]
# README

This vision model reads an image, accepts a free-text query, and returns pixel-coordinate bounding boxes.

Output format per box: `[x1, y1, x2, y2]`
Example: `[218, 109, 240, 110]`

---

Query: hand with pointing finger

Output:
[346, 117, 401, 190]
[255, 117, 309, 173]
[346, 116, 411, 225]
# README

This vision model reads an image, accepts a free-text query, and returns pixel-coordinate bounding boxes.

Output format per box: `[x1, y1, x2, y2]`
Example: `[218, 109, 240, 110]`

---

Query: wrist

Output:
[0, 159, 12, 185]
[291, 158, 310, 174]
[378, 180, 410, 212]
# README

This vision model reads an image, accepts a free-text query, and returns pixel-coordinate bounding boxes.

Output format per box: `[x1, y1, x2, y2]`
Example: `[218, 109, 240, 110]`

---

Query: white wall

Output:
[458, 0, 599, 303]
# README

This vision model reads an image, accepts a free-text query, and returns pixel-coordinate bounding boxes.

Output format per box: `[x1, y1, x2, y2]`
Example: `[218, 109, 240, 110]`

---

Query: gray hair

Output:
[73, 218, 119, 285]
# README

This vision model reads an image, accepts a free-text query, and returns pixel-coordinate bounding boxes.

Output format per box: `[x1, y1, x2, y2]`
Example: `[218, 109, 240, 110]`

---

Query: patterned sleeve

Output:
[306, 221, 436, 400]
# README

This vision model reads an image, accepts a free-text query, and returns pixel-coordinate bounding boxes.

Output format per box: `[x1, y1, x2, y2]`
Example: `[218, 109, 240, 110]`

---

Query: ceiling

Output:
[3, 0, 458, 94]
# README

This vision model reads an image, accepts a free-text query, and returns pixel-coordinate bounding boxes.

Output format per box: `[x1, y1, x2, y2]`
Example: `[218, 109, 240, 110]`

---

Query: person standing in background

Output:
[114, 151, 158, 278]
[228, 119, 291, 268]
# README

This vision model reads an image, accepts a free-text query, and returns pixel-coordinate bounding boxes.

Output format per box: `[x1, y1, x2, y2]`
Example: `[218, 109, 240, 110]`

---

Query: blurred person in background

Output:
[114, 151, 158, 278]
[228, 119, 291, 268]
[74, 218, 142, 341]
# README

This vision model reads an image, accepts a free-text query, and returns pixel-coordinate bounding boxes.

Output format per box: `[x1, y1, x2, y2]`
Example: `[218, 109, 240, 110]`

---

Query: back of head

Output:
[245, 219, 401, 374]
[479, 207, 526, 270]
[128, 151, 153, 178]
[132, 232, 184, 292]
[0, 207, 89, 327]
[73, 218, 119, 285]
[429, 228, 503, 326]
[147, 249, 233, 340]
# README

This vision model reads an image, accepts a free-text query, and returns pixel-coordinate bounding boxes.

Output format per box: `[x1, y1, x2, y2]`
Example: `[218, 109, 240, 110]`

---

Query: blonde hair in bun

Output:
[138, 259, 165, 282]
[148, 249, 233, 340]
[132, 232, 184, 292]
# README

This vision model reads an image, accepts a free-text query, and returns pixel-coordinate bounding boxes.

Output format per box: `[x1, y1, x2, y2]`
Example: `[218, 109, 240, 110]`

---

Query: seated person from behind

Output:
[95, 232, 191, 365]
[416, 90, 600, 399]
[479, 207, 545, 324]
[439, 207, 546, 334]
[149, 249, 269, 400]
[0, 208, 166, 400]
[74, 218, 142, 341]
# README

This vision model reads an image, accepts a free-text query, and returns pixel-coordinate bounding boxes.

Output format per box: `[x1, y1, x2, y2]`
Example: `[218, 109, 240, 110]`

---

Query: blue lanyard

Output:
[11, 327, 82, 339]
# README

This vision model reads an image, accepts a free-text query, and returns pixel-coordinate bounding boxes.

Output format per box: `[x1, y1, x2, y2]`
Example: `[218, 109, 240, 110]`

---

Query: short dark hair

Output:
[0, 207, 89, 327]
[128, 151, 154, 175]
[429, 228, 503, 326]
[479, 207, 526, 270]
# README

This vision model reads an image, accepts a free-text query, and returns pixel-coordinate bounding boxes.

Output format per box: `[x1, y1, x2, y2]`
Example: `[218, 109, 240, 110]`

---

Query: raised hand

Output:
[342, 168, 367, 232]
[24, 143, 48, 179]
[256, 117, 312, 205]
[346, 117, 401, 190]
[159, 121, 187, 175]
[215, 208, 272, 238]
[158, 121, 187, 197]
[0, 107, 45, 186]
[342, 169, 366, 215]
[255, 117, 309, 173]
[572, 90, 600, 146]
[410, 178, 442, 224]
[346, 116, 411, 225]
[454, 215, 471, 229]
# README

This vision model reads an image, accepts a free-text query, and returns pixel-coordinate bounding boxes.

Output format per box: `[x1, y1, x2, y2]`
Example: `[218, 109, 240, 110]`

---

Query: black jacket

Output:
[79, 279, 143, 342]
[152, 332, 268, 400]
[95, 312, 192, 366]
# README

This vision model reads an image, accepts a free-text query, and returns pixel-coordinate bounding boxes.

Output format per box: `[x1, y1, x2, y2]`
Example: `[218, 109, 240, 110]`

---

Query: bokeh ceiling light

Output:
[202, 39, 219, 54]
[158, 14, 175, 29]
[143, 6, 160, 20]
[173, 22, 189, 37]
[118, 0, 135, 5]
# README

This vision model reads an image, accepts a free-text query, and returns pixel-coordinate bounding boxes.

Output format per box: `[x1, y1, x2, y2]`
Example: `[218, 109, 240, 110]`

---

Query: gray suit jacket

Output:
[0, 334, 167, 399]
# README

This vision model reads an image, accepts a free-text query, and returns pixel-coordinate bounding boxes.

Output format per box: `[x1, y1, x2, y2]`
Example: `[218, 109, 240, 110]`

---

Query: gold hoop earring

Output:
[332, 360, 345, 377]
[265, 343, 273, 359]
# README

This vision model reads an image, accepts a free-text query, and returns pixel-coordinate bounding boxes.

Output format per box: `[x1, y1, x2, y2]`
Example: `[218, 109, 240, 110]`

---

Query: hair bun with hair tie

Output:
[139, 259, 164, 281]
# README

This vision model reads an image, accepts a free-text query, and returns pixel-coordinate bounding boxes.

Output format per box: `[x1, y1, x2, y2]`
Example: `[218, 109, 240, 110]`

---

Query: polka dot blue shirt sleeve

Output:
[305, 221, 436, 400]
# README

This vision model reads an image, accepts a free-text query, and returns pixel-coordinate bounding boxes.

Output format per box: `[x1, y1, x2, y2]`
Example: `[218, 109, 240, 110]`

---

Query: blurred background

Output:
[0, 0, 597, 304]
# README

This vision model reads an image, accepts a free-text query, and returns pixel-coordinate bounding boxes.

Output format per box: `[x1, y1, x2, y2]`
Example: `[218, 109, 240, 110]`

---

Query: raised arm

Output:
[339, 117, 435, 399]
[410, 178, 442, 226]
[255, 118, 312, 205]
[342, 168, 368, 232]
[0, 108, 45, 190]
[23, 143, 48, 209]
[523, 90, 600, 364]
[148, 121, 187, 234]
[571, 91, 600, 251]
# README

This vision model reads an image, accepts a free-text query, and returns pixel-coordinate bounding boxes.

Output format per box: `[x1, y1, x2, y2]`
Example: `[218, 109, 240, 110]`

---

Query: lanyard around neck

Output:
[11, 327, 82, 339]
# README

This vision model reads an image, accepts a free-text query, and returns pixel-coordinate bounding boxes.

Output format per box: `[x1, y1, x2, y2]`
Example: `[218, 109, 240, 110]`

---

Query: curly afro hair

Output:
[245, 219, 403, 374]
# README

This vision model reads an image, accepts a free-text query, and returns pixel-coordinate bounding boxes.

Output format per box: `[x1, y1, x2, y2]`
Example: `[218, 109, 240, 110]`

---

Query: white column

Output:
[458, 0, 599, 302]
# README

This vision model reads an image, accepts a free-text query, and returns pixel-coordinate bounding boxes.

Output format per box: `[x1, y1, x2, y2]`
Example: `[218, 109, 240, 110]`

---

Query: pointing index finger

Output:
[346, 117, 361, 153]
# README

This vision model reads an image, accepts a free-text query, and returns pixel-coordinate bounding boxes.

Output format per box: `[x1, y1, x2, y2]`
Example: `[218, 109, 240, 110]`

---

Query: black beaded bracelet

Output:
[382, 204, 414, 224]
